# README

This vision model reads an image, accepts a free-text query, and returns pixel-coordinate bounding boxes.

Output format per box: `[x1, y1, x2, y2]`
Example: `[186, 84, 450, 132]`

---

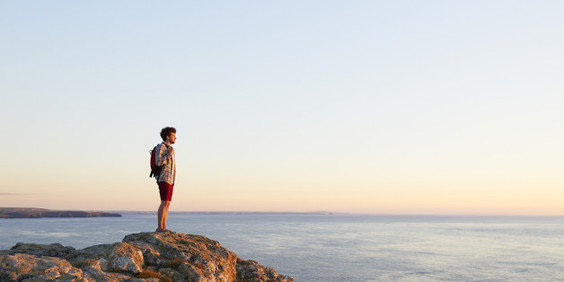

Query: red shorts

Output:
[158, 182, 174, 201]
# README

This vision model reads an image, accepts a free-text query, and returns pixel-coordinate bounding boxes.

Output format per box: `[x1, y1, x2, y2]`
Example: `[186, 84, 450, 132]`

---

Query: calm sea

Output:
[1, 213, 563, 281]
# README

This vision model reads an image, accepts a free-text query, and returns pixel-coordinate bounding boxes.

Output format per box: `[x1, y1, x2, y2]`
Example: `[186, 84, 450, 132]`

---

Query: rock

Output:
[80, 259, 135, 281]
[123, 232, 238, 281]
[65, 243, 113, 268]
[2, 242, 76, 258]
[0, 253, 84, 281]
[107, 242, 144, 274]
[236, 258, 294, 282]
[0, 232, 293, 282]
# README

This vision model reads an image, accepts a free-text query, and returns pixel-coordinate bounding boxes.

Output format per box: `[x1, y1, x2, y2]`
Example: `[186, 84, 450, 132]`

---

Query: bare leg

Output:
[163, 201, 170, 230]
[157, 201, 169, 230]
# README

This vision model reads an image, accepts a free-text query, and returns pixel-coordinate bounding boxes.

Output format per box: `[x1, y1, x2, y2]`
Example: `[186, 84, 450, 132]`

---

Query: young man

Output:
[155, 127, 176, 232]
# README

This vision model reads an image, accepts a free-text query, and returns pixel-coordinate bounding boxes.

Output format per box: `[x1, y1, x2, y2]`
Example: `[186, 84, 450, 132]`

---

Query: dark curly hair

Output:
[160, 127, 176, 141]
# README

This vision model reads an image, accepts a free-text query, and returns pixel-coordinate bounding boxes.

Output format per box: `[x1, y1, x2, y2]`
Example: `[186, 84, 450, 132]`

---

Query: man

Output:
[155, 127, 176, 232]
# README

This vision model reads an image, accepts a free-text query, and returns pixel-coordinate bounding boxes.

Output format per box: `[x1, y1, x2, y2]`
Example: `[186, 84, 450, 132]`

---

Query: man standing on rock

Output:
[155, 127, 176, 232]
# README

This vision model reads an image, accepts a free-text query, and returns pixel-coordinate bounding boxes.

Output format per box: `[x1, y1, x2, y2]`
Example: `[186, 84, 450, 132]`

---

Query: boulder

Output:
[1, 242, 75, 257]
[64, 243, 113, 268]
[237, 258, 294, 281]
[0, 253, 84, 281]
[107, 242, 145, 274]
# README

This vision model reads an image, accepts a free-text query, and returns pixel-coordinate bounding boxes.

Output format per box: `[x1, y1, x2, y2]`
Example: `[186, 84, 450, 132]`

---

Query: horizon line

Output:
[113, 210, 564, 217]
[2, 207, 563, 217]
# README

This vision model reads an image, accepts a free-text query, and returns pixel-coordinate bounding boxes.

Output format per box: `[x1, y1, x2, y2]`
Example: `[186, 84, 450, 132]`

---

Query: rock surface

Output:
[0, 231, 293, 281]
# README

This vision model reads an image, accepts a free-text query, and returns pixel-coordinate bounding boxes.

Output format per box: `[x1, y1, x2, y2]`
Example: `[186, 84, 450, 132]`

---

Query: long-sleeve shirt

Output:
[155, 142, 176, 185]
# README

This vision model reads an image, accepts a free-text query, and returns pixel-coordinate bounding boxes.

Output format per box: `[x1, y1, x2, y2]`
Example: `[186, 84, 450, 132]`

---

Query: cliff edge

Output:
[0, 231, 293, 281]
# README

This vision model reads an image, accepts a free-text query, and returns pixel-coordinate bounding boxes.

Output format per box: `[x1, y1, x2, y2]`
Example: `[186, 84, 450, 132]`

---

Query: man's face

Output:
[167, 132, 176, 144]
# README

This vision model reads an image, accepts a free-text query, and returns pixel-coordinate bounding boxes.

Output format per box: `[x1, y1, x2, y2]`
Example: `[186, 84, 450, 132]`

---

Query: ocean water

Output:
[1, 213, 563, 281]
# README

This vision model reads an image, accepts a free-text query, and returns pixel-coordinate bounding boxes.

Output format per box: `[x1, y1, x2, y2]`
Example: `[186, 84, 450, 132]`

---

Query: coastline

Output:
[0, 207, 121, 218]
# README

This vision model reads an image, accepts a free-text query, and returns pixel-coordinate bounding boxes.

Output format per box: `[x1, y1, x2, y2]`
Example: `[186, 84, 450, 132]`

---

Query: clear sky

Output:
[1, 1, 563, 215]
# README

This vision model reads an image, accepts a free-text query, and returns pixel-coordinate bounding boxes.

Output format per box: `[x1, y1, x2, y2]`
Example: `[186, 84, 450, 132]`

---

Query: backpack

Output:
[149, 145, 163, 181]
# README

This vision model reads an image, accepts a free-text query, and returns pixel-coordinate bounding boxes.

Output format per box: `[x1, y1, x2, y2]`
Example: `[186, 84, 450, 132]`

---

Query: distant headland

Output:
[0, 208, 121, 218]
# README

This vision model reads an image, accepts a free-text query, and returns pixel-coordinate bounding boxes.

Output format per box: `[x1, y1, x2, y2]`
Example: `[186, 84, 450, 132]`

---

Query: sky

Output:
[1, 1, 563, 215]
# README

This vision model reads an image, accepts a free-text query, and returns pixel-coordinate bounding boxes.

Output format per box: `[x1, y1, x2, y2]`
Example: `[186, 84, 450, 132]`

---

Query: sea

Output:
[1, 213, 563, 281]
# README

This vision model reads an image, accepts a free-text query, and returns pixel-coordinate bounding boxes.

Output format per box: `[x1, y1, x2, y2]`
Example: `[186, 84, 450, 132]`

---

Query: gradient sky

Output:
[1, 1, 563, 214]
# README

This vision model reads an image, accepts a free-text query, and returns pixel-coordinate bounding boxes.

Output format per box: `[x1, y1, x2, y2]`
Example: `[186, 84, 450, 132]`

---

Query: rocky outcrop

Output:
[0, 231, 293, 281]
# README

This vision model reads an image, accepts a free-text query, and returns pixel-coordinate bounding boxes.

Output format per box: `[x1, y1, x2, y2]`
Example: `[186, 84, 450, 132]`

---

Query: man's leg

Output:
[157, 200, 170, 230]
[163, 201, 170, 230]
[157, 182, 173, 231]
